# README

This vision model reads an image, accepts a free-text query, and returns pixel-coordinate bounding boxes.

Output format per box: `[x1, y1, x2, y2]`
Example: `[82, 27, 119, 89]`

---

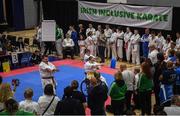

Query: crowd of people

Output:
[0, 50, 180, 115]
[37, 23, 180, 64]
[0, 22, 180, 115]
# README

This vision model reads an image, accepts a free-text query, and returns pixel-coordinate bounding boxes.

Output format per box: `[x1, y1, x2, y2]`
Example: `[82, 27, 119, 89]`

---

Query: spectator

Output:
[164, 95, 180, 115]
[176, 32, 180, 49]
[120, 64, 134, 110]
[55, 25, 64, 56]
[0, 76, 14, 112]
[141, 28, 151, 59]
[62, 33, 75, 59]
[159, 61, 177, 106]
[97, 29, 106, 63]
[54, 86, 85, 115]
[124, 27, 133, 63]
[154, 52, 167, 105]
[116, 27, 124, 61]
[63, 80, 87, 109]
[88, 77, 108, 115]
[110, 28, 117, 60]
[166, 49, 176, 63]
[70, 25, 79, 56]
[43, 41, 53, 55]
[86, 23, 96, 37]
[30, 50, 41, 65]
[19, 88, 40, 115]
[156, 31, 165, 52]
[78, 34, 86, 59]
[109, 71, 127, 115]
[133, 67, 141, 109]
[148, 44, 159, 65]
[0, 98, 34, 115]
[104, 24, 112, 59]
[131, 29, 141, 65]
[16, 37, 24, 52]
[78, 24, 86, 37]
[153, 104, 165, 115]
[175, 51, 180, 95]
[38, 84, 60, 115]
[85, 31, 94, 55]
[138, 62, 153, 115]
[84, 49, 91, 62]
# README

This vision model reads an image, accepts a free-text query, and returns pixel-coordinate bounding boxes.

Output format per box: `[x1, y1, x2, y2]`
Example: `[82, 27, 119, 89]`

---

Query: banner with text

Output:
[79, 1, 172, 30]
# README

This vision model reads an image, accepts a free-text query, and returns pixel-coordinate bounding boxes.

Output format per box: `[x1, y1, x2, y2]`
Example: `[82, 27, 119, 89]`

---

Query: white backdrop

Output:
[42, 20, 56, 42]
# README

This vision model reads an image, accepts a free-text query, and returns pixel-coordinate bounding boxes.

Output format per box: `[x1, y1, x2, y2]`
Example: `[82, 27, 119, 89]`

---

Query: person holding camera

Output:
[39, 55, 59, 91]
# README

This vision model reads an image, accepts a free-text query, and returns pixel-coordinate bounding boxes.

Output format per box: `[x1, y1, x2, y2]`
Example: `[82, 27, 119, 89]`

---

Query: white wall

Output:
[23, 0, 37, 29]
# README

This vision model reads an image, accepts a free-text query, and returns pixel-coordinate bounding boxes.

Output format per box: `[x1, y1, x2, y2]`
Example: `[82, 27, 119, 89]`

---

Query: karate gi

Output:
[117, 31, 124, 60]
[124, 32, 132, 61]
[104, 28, 112, 58]
[131, 34, 140, 65]
[109, 32, 117, 59]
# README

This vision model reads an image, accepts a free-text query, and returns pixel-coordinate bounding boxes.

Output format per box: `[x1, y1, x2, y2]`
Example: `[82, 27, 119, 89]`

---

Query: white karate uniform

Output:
[38, 95, 60, 115]
[131, 34, 140, 65]
[19, 100, 40, 114]
[85, 36, 94, 55]
[162, 41, 171, 53]
[92, 34, 98, 56]
[84, 61, 100, 73]
[39, 62, 57, 89]
[116, 31, 124, 59]
[155, 35, 165, 51]
[149, 36, 158, 48]
[84, 54, 90, 63]
[148, 49, 159, 65]
[104, 28, 112, 58]
[62, 38, 74, 47]
[176, 38, 180, 49]
[122, 70, 135, 91]
[109, 32, 117, 59]
[124, 32, 133, 61]
[78, 40, 86, 58]
[86, 28, 96, 36]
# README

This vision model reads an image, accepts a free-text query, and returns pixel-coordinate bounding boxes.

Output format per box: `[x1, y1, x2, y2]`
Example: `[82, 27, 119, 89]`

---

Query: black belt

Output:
[42, 76, 54, 79]
[118, 38, 123, 40]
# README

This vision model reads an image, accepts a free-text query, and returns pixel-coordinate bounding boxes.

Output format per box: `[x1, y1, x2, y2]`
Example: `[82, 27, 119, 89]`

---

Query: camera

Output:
[12, 79, 20, 87]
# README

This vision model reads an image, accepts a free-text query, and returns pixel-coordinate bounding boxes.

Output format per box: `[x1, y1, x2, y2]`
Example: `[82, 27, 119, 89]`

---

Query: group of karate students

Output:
[79, 24, 180, 65]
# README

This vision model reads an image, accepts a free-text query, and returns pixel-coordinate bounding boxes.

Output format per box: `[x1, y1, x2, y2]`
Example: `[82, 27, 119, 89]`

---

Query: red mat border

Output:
[0, 59, 117, 78]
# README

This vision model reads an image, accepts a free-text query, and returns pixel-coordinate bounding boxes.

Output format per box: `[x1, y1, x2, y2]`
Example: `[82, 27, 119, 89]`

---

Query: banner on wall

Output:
[79, 1, 172, 30]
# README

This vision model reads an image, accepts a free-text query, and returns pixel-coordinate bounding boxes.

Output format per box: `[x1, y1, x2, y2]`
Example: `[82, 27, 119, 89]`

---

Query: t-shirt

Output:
[38, 95, 60, 115]
[162, 69, 177, 85]
[19, 100, 40, 114]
